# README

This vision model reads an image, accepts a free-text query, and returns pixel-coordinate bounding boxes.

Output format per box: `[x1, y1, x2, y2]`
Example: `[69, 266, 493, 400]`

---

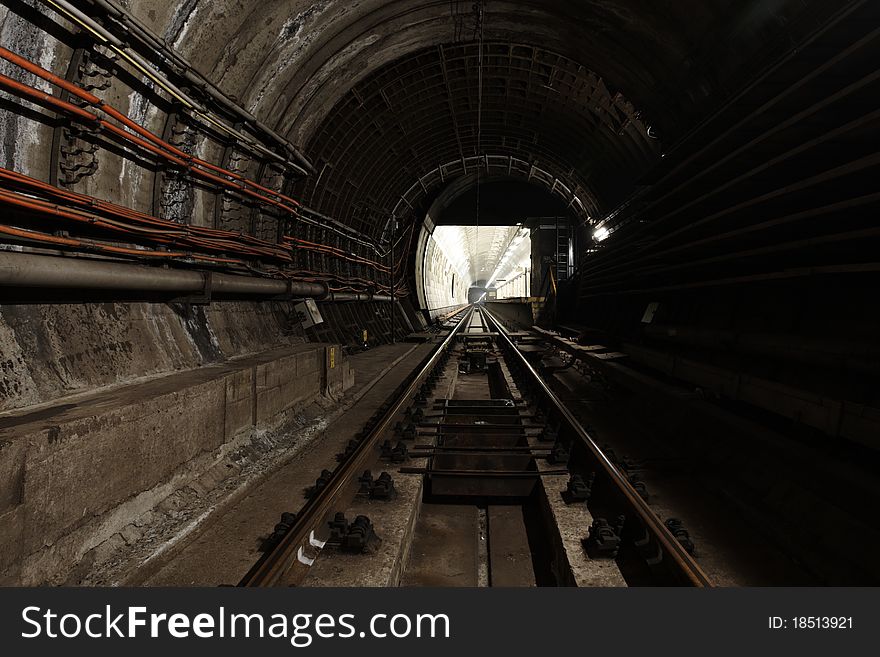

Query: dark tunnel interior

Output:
[0, 0, 877, 591]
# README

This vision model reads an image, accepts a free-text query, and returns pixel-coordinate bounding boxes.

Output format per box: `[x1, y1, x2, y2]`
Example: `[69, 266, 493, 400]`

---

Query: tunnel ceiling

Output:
[295, 41, 659, 239]
[433, 224, 524, 287]
[430, 178, 571, 227]
[0, 0, 843, 287]
[118, 0, 834, 241]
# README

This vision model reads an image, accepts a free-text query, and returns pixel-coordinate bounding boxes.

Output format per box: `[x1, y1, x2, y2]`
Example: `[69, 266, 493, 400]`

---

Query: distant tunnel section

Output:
[417, 223, 532, 316]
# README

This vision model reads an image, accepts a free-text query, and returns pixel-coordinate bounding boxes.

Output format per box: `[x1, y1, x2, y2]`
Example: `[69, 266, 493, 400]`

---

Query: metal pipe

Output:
[0, 252, 327, 298]
[326, 292, 393, 303]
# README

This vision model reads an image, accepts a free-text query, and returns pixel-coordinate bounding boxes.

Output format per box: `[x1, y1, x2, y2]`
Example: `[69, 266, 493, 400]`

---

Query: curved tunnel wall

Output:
[0, 0, 860, 411]
[1, 0, 836, 230]
[414, 212, 478, 317]
[420, 225, 470, 315]
[0, 0, 878, 586]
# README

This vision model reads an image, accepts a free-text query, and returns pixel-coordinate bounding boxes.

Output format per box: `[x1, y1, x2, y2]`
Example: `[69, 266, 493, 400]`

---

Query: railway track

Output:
[240, 305, 711, 587]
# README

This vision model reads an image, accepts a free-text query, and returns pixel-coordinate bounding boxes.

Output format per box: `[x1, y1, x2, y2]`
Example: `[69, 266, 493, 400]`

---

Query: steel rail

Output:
[482, 307, 713, 587]
[435, 304, 471, 324]
[239, 305, 474, 586]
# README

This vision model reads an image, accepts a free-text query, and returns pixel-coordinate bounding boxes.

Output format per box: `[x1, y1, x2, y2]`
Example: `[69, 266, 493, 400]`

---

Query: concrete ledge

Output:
[0, 342, 351, 585]
[538, 474, 628, 587]
[300, 473, 426, 588]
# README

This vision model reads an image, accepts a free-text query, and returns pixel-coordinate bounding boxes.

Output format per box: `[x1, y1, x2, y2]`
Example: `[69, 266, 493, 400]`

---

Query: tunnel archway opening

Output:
[413, 176, 579, 316]
[468, 286, 492, 304]
[422, 223, 532, 311]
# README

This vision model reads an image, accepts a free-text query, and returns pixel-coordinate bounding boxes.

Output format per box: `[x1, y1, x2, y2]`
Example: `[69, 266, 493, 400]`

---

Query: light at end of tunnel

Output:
[593, 226, 610, 242]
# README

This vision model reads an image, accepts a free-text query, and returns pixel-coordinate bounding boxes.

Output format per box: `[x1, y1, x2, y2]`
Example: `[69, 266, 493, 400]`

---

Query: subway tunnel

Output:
[0, 0, 877, 588]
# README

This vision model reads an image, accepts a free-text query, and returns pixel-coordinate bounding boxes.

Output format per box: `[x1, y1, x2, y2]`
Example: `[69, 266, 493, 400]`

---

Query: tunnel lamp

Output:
[593, 226, 610, 242]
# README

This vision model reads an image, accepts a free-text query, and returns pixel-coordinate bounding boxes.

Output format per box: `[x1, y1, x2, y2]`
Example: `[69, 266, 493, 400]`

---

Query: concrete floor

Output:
[402, 505, 480, 587]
